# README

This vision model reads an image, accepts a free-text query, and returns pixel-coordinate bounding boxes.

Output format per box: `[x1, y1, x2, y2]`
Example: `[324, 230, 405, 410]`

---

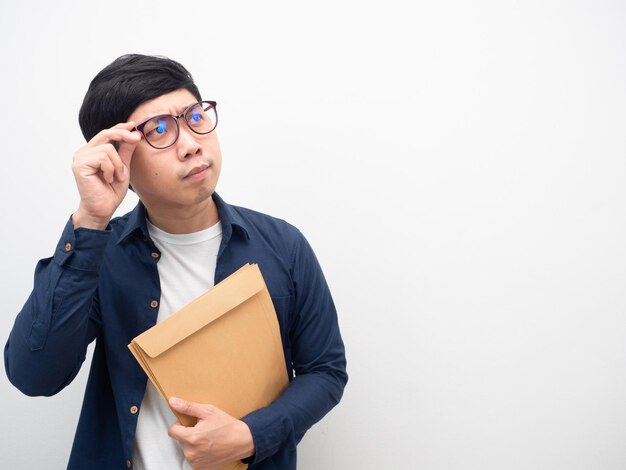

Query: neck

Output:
[143, 196, 219, 234]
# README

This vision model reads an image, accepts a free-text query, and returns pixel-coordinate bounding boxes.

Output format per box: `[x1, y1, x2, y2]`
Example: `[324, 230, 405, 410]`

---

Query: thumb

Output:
[117, 140, 138, 170]
[169, 397, 209, 420]
[117, 121, 140, 168]
[117, 142, 139, 167]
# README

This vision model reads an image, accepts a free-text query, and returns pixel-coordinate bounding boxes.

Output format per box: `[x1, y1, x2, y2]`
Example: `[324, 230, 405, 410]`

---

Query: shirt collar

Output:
[212, 192, 251, 243]
[116, 192, 250, 245]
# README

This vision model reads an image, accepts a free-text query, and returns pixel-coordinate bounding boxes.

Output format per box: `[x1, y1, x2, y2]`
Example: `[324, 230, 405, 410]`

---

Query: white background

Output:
[1, 1, 626, 469]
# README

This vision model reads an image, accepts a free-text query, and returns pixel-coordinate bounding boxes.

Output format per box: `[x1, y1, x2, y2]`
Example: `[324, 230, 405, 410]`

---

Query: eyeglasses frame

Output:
[133, 100, 218, 150]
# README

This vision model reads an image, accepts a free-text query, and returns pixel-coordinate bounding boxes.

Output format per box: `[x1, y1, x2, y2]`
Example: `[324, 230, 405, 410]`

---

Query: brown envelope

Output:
[128, 263, 289, 470]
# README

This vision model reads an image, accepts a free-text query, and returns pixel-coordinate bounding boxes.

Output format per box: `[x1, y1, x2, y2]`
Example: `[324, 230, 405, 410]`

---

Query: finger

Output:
[83, 144, 126, 182]
[98, 155, 116, 184]
[167, 421, 190, 441]
[117, 139, 138, 169]
[99, 144, 127, 182]
[89, 122, 141, 147]
[169, 397, 213, 421]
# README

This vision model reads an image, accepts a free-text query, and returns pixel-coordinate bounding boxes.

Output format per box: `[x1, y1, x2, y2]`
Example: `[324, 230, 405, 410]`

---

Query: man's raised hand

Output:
[71, 122, 140, 230]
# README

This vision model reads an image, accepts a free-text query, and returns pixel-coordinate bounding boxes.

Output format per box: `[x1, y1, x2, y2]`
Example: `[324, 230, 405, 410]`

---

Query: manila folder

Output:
[128, 263, 289, 469]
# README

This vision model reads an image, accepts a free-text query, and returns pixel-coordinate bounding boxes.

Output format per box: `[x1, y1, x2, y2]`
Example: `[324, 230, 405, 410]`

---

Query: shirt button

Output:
[64, 242, 72, 252]
[130, 405, 139, 414]
[151, 252, 159, 259]
[150, 300, 159, 308]
[126, 459, 132, 468]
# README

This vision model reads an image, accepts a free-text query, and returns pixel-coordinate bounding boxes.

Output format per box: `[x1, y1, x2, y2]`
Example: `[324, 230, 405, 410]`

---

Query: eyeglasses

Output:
[134, 101, 218, 149]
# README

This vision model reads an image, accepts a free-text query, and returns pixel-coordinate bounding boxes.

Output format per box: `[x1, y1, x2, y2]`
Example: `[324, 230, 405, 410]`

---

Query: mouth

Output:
[184, 163, 210, 180]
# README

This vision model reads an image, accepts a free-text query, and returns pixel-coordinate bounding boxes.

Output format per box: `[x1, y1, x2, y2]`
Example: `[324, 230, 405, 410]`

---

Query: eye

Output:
[187, 108, 205, 126]
[185, 103, 205, 128]
[156, 119, 168, 134]
[145, 118, 169, 137]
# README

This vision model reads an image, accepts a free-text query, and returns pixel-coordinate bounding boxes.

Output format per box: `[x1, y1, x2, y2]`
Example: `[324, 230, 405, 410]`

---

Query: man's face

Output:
[126, 88, 222, 211]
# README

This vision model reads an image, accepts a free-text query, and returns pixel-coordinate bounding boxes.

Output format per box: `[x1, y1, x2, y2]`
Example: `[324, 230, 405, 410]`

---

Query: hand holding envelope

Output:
[129, 263, 289, 470]
[168, 397, 255, 470]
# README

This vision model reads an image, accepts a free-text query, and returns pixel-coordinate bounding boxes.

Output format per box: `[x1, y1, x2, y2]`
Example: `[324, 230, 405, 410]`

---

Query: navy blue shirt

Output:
[4, 193, 347, 469]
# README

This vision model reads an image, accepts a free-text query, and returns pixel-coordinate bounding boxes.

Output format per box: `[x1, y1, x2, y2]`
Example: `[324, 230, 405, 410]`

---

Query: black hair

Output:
[78, 54, 201, 141]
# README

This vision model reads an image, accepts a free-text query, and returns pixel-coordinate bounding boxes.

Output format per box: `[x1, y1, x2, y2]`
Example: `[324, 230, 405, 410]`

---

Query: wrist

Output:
[235, 420, 255, 460]
[72, 208, 110, 230]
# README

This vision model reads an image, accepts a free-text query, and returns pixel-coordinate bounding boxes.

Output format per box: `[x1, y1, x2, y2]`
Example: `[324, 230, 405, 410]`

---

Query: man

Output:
[4, 54, 347, 469]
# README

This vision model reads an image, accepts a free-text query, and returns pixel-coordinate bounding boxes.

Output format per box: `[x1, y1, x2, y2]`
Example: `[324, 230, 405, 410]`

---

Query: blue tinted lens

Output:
[142, 115, 177, 148]
[156, 119, 168, 134]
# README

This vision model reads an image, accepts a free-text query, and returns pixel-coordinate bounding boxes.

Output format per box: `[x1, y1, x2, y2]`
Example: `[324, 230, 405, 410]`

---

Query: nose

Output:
[175, 121, 202, 161]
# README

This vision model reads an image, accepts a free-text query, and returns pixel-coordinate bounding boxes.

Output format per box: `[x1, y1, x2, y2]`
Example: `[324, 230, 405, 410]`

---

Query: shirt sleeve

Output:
[4, 216, 110, 396]
[241, 231, 348, 465]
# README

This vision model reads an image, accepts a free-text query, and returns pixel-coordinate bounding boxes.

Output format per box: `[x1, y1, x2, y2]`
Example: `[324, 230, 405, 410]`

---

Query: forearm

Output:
[4, 218, 110, 396]
[241, 358, 348, 463]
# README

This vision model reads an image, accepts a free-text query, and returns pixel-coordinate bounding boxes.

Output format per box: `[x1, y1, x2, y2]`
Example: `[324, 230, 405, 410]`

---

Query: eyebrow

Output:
[176, 102, 202, 116]
[140, 102, 198, 123]
[174, 103, 193, 115]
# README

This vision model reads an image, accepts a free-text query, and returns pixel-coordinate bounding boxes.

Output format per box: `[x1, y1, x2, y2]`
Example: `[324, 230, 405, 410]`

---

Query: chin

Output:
[193, 187, 214, 204]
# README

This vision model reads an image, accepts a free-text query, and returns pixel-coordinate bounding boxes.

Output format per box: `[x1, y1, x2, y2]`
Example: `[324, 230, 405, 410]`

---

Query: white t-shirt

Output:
[132, 219, 223, 470]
